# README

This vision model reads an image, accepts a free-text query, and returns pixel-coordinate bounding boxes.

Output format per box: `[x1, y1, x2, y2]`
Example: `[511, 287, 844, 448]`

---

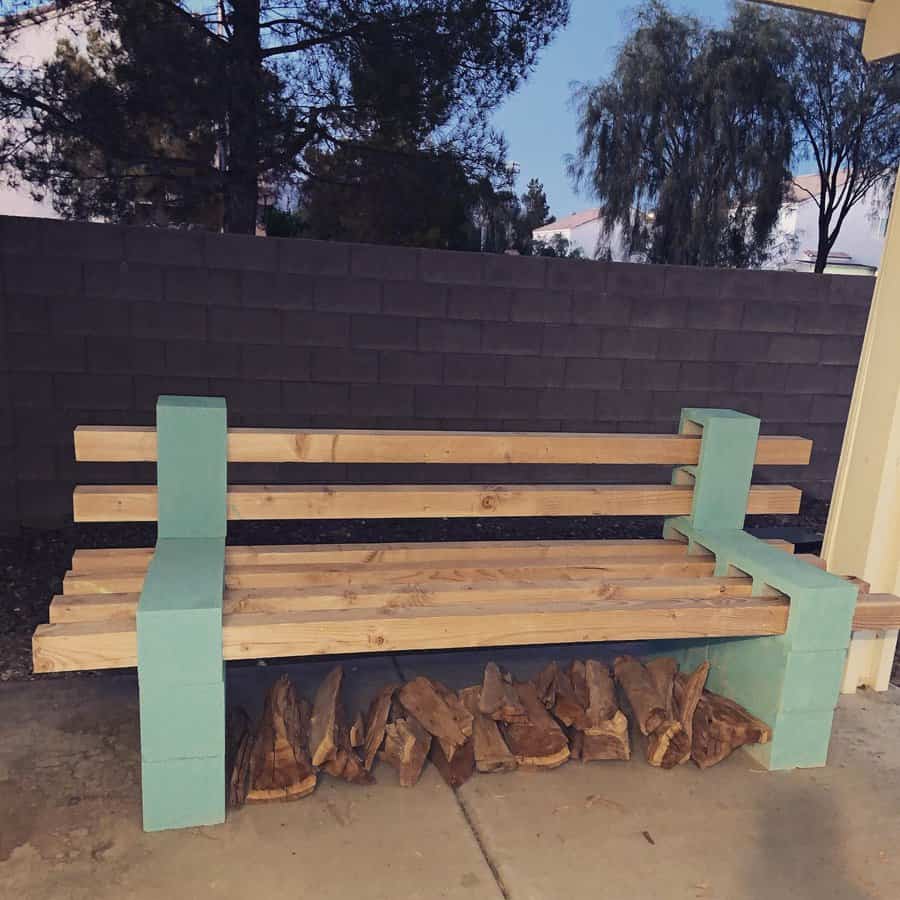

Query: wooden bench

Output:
[31, 397, 900, 831]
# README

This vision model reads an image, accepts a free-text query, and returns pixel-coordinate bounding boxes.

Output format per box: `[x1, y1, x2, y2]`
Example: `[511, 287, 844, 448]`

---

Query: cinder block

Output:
[745, 710, 835, 770]
[210, 379, 280, 413]
[505, 356, 564, 388]
[511, 289, 572, 323]
[141, 755, 225, 831]
[678, 362, 735, 391]
[242, 345, 310, 381]
[608, 262, 666, 297]
[792, 303, 849, 335]
[536, 389, 594, 420]
[741, 301, 798, 333]
[477, 387, 537, 419]
[658, 329, 715, 362]
[241, 270, 313, 309]
[443, 353, 505, 386]
[311, 348, 378, 383]
[481, 322, 542, 356]
[350, 243, 418, 281]
[733, 363, 787, 393]
[663, 266, 721, 299]
[594, 390, 653, 421]
[135, 377, 211, 410]
[378, 351, 442, 385]
[601, 328, 659, 359]
[414, 385, 478, 418]
[209, 307, 282, 344]
[282, 311, 350, 347]
[139, 680, 225, 762]
[564, 358, 623, 389]
[482, 254, 546, 289]
[782, 364, 837, 395]
[132, 302, 206, 340]
[572, 296, 631, 326]
[0, 215, 42, 255]
[84, 261, 163, 302]
[166, 342, 240, 378]
[7, 295, 49, 334]
[768, 334, 821, 364]
[9, 334, 86, 373]
[447, 286, 511, 321]
[546, 258, 608, 293]
[204, 232, 278, 271]
[55, 374, 133, 410]
[165, 267, 241, 307]
[382, 282, 447, 317]
[283, 381, 349, 416]
[718, 269, 779, 301]
[42, 220, 124, 261]
[686, 300, 743, 330]
[278, 238, 350, 277]
[313, 276, 380, 313]
[713, 332, 770, 363]
[630, 297, 687, 328]
[350, 314, 417, 350]
[819, 334, 863, 365]
[124, 227, 204, 267]
[810, 394, 851, 423]
[774, 271, 829, 305]
[14, 444, 56, 480]
[417, 318, 481, 353]
[9, 373, 53, 409]
[419, 250, 487, 284]
[541, 324, 604, 357]
[827, 274, 875, 306]
[50, 297, 129, 336]
[3, 256, 83, 297]
[623, 359, 679, 390]
[350, 383, 414, 417]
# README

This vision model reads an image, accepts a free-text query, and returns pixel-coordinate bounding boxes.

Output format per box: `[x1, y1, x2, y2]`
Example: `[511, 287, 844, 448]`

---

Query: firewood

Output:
[246, 676, 317, 802]
[613, 655, 668, 736]
[398, 677, 473, 751]
[226, 707, 253, 808]
[309, 666, 343, 767]
[581, 714, 631, 762]
[533, 662, 559, 708]
[479, 662, 527, 723]
[691, 689, 772, 769]
[501, 681, 569, 768]
[349, 712, 365, 749]
[430, 733, 476, 788]
[380, 716, 431, 786]
[671, 662, 710, 766]
[363, 684, 397, 772]
[322, 706, 372, 785]
[584, 660, 618, 728]
[552, 665, 588, 729]
[645, 657, 678, 717]
[643, 657, 689, 769]
[460, 686, 517, 773]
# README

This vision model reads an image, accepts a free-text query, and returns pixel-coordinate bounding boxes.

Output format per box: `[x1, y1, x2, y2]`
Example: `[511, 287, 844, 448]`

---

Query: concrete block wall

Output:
[0, 214, 873, 531]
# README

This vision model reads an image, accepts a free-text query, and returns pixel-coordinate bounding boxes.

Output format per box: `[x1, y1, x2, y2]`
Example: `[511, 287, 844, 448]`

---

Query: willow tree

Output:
[569, 1, 794, 268]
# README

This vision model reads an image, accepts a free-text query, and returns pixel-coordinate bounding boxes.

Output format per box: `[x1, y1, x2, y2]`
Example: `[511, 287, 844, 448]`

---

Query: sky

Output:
[492, 0, 731, 219]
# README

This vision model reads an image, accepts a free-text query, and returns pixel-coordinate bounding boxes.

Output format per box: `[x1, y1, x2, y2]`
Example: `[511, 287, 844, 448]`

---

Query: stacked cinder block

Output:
[137, 396, 227, 830]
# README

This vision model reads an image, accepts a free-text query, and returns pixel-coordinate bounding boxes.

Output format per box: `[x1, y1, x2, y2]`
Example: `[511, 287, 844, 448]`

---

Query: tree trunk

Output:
[225, 0, 261, 234]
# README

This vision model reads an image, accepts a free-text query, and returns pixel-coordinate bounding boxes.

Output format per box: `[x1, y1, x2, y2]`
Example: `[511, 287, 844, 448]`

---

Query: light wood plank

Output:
[73, 426, 813, 466]
[50, 575, 759, 623]
[71, 483, 802, 523]
[32, 594, 791, 672]
[60, 555, 733, 596]
[849, 594, 900, 630]
[69, 538, 794, 575]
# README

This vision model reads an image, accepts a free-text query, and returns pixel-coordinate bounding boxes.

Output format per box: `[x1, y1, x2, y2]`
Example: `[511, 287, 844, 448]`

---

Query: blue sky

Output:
[493, 0, 731, 218]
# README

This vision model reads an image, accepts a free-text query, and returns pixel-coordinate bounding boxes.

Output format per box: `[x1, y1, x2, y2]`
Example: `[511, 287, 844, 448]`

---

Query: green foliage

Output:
[533, 233, 584, 258]
[570, 0, 795, 268]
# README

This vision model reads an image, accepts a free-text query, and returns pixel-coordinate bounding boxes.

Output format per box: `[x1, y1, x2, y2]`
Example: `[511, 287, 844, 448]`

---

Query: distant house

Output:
[767, 172, 892, 275]
[531, 208, 634, 261]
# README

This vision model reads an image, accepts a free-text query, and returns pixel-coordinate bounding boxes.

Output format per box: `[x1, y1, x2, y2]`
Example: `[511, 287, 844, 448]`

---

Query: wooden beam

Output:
[851, 594, 900, 630]
[73, 426, 813, 466]
[72, 483, 802, 522]
[69, 538, 795, 575]
[32, 594, 791, 673]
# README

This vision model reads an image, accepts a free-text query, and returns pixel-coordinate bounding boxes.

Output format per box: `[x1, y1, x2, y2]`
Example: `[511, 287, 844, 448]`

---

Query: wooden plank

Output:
[50, 575, 761, 623]
[32, 594, 791, 673]
[72, 483, 802, 523]
[69, 538, 795, 575]
[74, 426, 813, 466]
[849, 594, 900, 630]
[60, 555, 748, 596]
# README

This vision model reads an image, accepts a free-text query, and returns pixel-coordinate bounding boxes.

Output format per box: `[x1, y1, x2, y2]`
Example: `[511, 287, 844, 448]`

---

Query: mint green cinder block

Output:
[140, 681, 225, 763]
[744, 710, 835, 770]
[141, 755, 225, 831]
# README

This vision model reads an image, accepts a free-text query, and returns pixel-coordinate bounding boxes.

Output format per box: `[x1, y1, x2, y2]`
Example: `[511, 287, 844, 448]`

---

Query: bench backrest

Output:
[71, 421, 811, 524]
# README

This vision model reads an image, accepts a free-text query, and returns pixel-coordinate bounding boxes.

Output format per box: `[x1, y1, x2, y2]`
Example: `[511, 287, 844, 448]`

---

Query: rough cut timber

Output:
[671, 663, 711, 766]
[691, 689, 772, 769]
[398, 677, 473, 759]
[245, 676, 317, 803]
[380, 716, 431, 787]
[460, 686, 517, 774]
[309, 666, 343, 767]
[501, 681, 569, 768]
[479, 662, 527, 723]
[363, 684, 397, 772]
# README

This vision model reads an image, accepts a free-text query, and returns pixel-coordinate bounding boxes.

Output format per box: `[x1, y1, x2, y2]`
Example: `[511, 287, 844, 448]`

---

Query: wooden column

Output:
[823, 162, 900, 692]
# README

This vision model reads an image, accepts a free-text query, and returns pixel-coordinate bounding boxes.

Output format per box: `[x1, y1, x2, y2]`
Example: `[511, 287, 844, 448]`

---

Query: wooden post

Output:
[823, 162, 900, 692]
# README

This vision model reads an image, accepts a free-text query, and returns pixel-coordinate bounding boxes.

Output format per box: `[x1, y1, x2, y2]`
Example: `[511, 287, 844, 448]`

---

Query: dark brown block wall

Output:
[0, 214, 873, 532]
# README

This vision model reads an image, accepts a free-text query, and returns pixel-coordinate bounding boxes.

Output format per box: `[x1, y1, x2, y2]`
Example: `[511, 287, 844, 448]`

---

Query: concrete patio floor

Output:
[2, 647, 899, 900]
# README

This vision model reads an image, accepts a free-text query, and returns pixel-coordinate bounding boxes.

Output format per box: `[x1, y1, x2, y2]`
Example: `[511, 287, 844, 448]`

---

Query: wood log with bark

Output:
[309, 666, 343, 767]
[380, 716, 432, 786]
[691, 688, 772, 769]
[479, 662, 527, 723]
[580, 660, 630, 762]
[671, 661, 710, 766]
[501, 681, 569, 768]
[242, 675, 317, 803]
[363, 683, 398, 772]
[398, 677, 473, 762]
[460, 686, 517, 773]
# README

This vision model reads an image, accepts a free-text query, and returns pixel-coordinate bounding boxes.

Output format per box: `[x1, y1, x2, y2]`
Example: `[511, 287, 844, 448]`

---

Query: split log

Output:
[430, 734, 476, 788]
[309, 666, 343, 767]
[644, 657, 688, 768]
[380, 716, 431, 786]
[613, 655, 669, 736]
[552, 664, 588, 730]
[227, 707, 253, 808]
[479, 663, 527, 723]
[245, 675, 317, 802]
[398, 677, 473, 758]
[671, 662, 710, 766]
[584, 660, 618, 727]
[691, 689, 772, 769]
[349, 712, 365, 749]
[581, 716, 630, 762]
[579, 661, 630, 762]
[460, 686, 517, 774]
[322, 712, 371, 785]
[363, 684, 397, 772]
[533, 662, 559, 708]
[501, 681, 569, 768]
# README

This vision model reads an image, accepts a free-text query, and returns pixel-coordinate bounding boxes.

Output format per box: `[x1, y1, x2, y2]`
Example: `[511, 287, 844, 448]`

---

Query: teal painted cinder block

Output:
[745, 710, 835, 770]
[137, 539, 226, 685]
[139, 680, 226, 763]
[156, 395, 227, 540]
[141, 755, 226, 831]
[780, 650, 846, 713]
